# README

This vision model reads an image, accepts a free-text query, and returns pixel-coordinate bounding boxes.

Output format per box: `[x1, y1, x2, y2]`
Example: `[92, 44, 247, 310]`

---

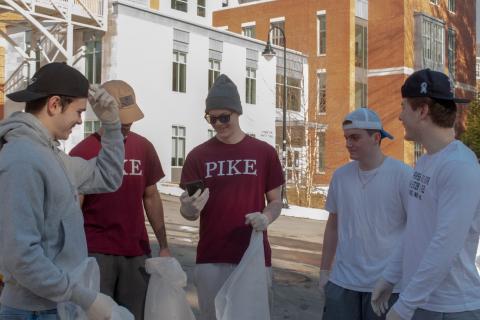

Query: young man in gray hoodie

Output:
[0, 62, 126, 319]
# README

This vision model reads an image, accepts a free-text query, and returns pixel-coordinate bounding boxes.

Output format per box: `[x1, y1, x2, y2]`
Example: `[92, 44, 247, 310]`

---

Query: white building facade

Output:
[2, 0, 307, 183]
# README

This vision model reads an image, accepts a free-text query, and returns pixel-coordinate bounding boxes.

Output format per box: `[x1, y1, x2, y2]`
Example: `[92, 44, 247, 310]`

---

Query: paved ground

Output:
[148, 194, 326, 320]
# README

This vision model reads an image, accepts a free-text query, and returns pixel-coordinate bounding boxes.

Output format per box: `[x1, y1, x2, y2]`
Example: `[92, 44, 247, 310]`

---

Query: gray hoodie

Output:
[0, 111, 124, 311]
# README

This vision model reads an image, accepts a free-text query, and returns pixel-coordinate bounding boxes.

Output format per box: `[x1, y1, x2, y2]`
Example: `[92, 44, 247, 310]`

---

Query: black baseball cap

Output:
[7, 62, 89, 102]
[401, 68, 470, 106]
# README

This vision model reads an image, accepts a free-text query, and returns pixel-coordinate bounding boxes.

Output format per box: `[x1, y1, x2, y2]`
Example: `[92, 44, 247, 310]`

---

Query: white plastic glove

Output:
[179, 188, 209, 221]
[88, 85, 120, 124]
[371, 278, 394, 316]
[245, 212, 271, 231]
[86, 293, 115, 320]
[386, 307, 402, 320]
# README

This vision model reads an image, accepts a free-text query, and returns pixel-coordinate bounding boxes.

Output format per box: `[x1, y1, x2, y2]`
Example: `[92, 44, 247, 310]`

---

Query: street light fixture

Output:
[262, 26, 289, 209]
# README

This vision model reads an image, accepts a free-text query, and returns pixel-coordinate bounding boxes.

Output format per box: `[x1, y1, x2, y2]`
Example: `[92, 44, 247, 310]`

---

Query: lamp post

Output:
[262, 26, 289, 209]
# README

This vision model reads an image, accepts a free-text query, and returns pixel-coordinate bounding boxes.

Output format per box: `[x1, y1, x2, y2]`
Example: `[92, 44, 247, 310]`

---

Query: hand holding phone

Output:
[180, 182, 209, 221]
[185, 180, 205, 197]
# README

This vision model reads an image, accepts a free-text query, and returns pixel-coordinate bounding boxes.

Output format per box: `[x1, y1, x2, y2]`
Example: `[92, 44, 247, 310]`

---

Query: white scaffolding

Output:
[0, 0, 108, 93]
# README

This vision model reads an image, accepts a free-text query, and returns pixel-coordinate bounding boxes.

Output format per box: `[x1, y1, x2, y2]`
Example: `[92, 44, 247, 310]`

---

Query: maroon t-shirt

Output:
[70, 132, 164, 256]
[180, 135, 284, 266]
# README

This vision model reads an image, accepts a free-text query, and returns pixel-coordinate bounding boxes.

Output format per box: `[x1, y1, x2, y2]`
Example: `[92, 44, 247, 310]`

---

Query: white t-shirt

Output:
[384, 141, 480, 319]
[325, 157, 412, 292]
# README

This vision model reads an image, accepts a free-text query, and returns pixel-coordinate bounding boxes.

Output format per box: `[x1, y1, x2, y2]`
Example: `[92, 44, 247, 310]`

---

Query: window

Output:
[270, 21, 285, 47]
[355, 82, 367, 108]
[317, 131, 326, 173]
[208, 129, 215, 139]
[414, 142, 424, 165]
[208, 59, 221, 89]
[276, 74, 302, 112]
[85, 38, 102, 84]
[317, 14, 326, 55]
[172, 50, 187, 92]
[84, 120, 101, 138]
[476, 59, 480, 79]
[421, 16, 444, 71]
[448, 0, 455, 12]
[246, 67, 256, 104]
[317, 72, 326, 114]
[171, 0, 187, 12]
[242, 25, 256, 38]
[286, 149, 300, 182]
[447, 28, 456, 78]
[355, 23, 367, 68]
[197, 0, 205, 17]
[171, 126, 186, 167]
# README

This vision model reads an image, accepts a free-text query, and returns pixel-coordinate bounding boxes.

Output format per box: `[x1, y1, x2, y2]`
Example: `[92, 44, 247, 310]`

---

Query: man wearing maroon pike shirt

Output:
[70, 80, 171, 319]
[180, 74, 284, 320]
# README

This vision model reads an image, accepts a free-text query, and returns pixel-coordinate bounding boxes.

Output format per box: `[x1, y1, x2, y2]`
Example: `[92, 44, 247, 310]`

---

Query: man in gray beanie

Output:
[179, 74, 284, 320]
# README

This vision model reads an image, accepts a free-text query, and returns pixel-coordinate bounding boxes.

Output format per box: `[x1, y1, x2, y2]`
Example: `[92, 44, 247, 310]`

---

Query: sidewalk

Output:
[151, 194, 325, 320]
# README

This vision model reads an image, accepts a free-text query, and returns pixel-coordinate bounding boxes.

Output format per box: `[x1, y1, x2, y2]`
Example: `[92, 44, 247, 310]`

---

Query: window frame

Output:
[317, 131, 326, 173]
[242, 25, 256, 38]
[197, 0, 206, 17]
[171, 0, 188, 12]
[317, 13, 326, 55]
[447, 28, 456, 78]
[83, 120, 101, 138]
[270, 20, 285, 47]
[85, 38, 102, 84]
[421, 15, 444, 71]
[208, 58, 221, 89]
[276, 74, 302, 112]
[171, 125, 186, 167]
[448, 0, 456, 12]
[317, 71, 326, 114]
[172, 50, 187, 93]
[246, 67, 257, 105]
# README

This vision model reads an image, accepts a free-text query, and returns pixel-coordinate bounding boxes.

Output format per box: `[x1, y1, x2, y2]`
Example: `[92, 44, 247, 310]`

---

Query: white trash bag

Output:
[476, 241, 480, 272]
[57, 257, 134, 320]
[215, 231, 270, 320]
[144, 257, 196, 320]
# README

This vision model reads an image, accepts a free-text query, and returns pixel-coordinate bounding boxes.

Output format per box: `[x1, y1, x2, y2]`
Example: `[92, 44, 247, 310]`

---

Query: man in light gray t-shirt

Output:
[320, 108, 412, 320]
[372, 69, 480, 320]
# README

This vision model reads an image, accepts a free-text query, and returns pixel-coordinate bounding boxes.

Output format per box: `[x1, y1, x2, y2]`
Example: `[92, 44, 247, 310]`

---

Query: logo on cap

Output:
[420, 82, 428, 94]
[119, 95, 134, 108]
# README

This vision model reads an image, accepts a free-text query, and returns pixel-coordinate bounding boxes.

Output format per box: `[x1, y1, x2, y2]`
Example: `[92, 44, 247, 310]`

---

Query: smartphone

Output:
[186, 180, 205, 197]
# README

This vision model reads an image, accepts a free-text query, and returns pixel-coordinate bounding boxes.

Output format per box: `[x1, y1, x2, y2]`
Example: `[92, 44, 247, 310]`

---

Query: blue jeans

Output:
[0, 306, 57, 320]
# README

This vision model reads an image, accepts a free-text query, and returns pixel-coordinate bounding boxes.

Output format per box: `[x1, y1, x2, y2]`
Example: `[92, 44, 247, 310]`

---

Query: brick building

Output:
[213, 0, 476, 186]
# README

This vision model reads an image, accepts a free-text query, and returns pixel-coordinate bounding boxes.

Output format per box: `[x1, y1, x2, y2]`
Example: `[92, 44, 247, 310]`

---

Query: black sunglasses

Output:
[204, 113, 232, 125]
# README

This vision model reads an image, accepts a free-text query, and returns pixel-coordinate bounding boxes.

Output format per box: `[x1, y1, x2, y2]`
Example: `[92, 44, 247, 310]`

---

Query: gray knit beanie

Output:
[205, 74, 243, 115]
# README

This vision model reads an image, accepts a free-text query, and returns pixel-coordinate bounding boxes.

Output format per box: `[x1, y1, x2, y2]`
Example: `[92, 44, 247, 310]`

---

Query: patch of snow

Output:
[159, 183, 184, 197]
[281, 205, 329, 221]
[158, 183, 330, 221]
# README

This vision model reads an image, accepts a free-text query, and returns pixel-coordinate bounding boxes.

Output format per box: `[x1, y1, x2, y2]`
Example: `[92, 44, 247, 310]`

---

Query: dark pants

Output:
[412, 308, 480, 320]
[0, 306, 57, 320]
[91, 253, 149, 320]
[324, 282, 398, 320]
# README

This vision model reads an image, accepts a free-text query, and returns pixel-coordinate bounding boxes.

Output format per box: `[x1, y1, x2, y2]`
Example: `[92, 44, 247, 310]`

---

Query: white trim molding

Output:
[241, 21, 256, 27]
[368, 67, 414, 77]
[270, 16, 285, 23]
[455, 81, 476, 92]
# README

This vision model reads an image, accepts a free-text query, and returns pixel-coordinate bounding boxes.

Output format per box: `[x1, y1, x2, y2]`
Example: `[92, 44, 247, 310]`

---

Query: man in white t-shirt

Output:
[371, 68, 480, 320]
[319, 108, 412, 320]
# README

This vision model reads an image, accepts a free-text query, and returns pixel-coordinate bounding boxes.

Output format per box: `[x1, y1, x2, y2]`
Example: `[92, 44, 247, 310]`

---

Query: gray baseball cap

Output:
[343, 107, 394, 140]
